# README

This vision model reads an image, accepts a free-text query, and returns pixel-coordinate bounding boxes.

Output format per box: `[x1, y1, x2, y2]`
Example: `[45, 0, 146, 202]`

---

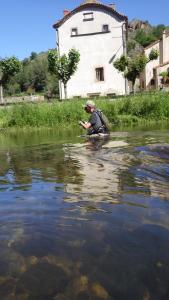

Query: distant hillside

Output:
[4, 50, 59, 98]
[127, 19, 169, 56]
[129, 19, 152, 32]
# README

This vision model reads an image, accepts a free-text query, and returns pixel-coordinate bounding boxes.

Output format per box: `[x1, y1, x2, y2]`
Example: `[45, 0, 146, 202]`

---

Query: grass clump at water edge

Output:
[0, 91, 169, 129]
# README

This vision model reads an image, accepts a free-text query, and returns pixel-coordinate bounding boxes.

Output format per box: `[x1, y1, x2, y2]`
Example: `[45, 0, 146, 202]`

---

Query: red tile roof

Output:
[53, 2, 128, 29]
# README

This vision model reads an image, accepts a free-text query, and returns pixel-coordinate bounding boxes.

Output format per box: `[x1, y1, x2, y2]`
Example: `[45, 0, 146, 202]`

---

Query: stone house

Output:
[144, 30, 169, 90]
[53, 0, 128, 99]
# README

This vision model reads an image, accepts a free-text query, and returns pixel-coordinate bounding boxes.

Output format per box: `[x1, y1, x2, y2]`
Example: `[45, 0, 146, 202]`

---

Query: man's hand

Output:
[79, 121, 84, 126]
[79, 120, 87, 126]
[79, 121, 91, 129]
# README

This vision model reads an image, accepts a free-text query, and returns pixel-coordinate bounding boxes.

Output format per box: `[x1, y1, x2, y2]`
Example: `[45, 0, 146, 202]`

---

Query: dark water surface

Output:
[0, 126, 169, 300]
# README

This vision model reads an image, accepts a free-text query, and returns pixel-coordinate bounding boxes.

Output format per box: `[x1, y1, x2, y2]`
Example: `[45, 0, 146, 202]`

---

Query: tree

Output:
[28, 56, 48, 92]
[45, 73, 59, 99]
[152, 24, 166, 40]
[6, 52, 59, 98]
[17, 55, 49, 93]
[30, 52, 38, 61]
[0, 56, 21, 103]
[48, 48, 80, 99]
[134, 29, 157, 47]
[113, 49, 159, 92]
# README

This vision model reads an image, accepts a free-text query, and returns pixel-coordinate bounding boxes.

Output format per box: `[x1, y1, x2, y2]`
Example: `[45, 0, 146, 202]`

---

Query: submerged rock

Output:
[73, 275, 89, 294]
[76, 291, 90, 300]
[0, 277, 16, 300]
[0, 248, 26, 277]
[25, 256, 39, 267]
[15, 261, 69, 300]
[53, 294, 67, 300]
[91, 282, 110, 299]
[40, 255, 73, 276]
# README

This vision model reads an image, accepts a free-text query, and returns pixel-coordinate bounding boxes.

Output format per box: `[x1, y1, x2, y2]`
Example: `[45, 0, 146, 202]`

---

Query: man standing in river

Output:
[79, 100, 109, 135]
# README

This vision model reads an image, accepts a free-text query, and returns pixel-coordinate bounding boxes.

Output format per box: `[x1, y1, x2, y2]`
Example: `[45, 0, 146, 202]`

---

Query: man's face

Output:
[84, 105, 91, 113]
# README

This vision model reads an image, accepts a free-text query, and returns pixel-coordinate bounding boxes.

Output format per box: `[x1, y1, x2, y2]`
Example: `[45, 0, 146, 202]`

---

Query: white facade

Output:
[53, 2, 128, 99]
[144, 31, 169, 90]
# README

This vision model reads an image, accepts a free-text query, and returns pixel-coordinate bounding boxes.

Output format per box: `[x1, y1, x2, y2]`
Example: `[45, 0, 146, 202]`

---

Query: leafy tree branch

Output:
[0, 56, 21, 103]
[48, 49, 80, 99]
[113, 49, 159, 92]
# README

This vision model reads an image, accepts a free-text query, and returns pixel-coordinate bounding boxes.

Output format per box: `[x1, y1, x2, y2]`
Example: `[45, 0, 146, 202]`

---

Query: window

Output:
[83, 12, 94, 21]
[102, 24, 109, 32]
[96, 68, 104, 81]
[71, 28, 78, 36]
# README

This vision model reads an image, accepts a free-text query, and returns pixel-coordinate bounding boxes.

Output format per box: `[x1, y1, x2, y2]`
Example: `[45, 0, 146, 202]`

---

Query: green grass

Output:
[1, 91, 169, 128]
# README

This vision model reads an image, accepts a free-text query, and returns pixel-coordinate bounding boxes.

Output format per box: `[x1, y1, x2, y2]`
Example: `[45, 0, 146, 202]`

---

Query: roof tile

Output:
[53, 2, 127, 29]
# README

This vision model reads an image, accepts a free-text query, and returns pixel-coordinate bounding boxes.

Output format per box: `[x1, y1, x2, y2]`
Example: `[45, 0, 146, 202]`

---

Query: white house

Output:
[53, 0, 128, 99]
[144, 30, 169, 90]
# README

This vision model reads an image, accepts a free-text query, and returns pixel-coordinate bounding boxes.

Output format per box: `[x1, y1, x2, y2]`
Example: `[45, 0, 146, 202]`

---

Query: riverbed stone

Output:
[0, 277, 16, 300]
[73, 275, 89, 293]
[40, 255, 72, 276]
[76, 291, 90, 300]
[91, 282, 109, 299]
[15, 260, 69, 300]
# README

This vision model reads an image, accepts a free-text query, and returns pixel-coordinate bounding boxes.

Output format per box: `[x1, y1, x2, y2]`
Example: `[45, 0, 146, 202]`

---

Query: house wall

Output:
[159, 63, 169, 73]
[144, 42, 160, 88]
[164, 35, 169, 62]
[57, 7, 126, 99]
[144, 32, 169, 90]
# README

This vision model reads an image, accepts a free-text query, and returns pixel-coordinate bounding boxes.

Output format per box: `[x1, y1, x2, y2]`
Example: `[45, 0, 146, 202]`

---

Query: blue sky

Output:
[0, 0, 169, 60]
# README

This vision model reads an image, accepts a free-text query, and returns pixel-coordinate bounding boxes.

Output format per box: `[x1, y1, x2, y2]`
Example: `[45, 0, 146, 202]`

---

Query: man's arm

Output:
[79, 121, 92, 129]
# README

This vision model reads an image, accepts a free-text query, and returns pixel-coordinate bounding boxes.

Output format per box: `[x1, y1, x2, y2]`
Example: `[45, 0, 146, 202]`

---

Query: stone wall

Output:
[3, 95, 44, 104]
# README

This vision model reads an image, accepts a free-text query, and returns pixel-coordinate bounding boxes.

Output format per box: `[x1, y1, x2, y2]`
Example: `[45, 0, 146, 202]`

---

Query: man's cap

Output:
[83, 100, 95, 108]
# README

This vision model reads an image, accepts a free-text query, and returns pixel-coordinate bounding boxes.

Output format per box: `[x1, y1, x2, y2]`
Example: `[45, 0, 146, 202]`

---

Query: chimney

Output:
[83, 0, 99, 3]
[63, 10, 70, 16]
[109, 3, 116, 10]
[162, 29, 166, 40]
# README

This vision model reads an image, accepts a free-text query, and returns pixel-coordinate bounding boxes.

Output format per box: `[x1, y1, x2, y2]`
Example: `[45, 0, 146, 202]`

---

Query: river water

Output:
[0, 126, 169, 300]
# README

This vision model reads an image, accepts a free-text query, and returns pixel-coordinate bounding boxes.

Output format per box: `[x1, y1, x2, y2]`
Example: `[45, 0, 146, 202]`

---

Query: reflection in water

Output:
[0, 129, 169, 299]
[64, 138, 129, 203]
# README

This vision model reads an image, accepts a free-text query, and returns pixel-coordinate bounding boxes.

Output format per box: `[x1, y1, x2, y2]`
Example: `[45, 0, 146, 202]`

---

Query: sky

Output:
[0, 0, 169, 60]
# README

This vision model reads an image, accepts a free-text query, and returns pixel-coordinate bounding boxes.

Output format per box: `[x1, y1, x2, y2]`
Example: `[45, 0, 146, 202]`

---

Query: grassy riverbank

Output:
[0, 91, 169, 129]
